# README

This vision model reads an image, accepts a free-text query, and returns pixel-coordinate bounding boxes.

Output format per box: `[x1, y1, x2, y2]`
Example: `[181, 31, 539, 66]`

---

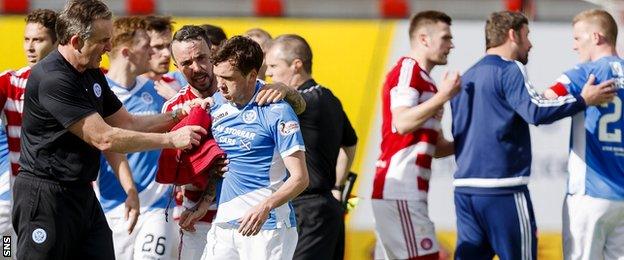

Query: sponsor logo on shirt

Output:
[93, 83, 102, 98]
[141, 92, 154, 104]
[242, 110, 257, 124]
[278, 121, 300, 136]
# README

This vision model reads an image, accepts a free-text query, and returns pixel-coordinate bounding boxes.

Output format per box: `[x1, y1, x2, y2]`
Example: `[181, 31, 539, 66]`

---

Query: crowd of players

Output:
[0, 0, 622, 259]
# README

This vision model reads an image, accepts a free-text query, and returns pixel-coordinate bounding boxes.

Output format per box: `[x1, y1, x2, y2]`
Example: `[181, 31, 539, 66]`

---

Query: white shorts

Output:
[179, 221, 211, 260]
[106, 208, 179, 260]
[563, 193, 624, 260]
[201, 224, 298, 260]
[371, 199, 439, 260]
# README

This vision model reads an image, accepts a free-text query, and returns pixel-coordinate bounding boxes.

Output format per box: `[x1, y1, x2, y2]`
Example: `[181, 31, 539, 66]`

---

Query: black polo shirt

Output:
[19, 49, 122, 183]
[297, 79, 357, 195]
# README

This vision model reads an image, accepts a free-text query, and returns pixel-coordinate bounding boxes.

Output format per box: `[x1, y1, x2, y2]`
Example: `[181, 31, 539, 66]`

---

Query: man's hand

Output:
[438, 71, 461, 100]
[154, 80, 179, 100]
[581, 74, 616, 106]
[179, 201, 210, 232]
[331, 189, 342, 202]
[238, 201, 271, 236]
[186, 97, 215, 112]
[256, 83, 289, 105]
[124, 188, 140, 234]
[209, 156, 229, 177]
[168, 125, 206, 149]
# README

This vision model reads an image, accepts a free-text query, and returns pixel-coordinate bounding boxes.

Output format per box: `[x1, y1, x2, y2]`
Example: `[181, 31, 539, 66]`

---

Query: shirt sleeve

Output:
[38, 75, 98, 128]
[268, 102, 306, 158]
[502, 61, 585, 125]
[0, 71, 12, 111]
[559, 66, 588, 96]
[340, 109, 357, 147]
[390, 59, 421, 109]
[99, 74, 123, 118]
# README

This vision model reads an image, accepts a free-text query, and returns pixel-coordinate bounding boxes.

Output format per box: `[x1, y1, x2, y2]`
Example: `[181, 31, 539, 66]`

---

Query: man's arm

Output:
[255, 82, 307, 115]
[392, 71, 460, 134]
[505, 63, 615, 125]
[544, 74, 615, 105]
[333, 145, 356, 201]
[238, 150, 308, 236]
[67, 112, 205, 153]
[104, 106, 185, 133]
[434, 133, 454, 158]
[102, 151, 139, 234]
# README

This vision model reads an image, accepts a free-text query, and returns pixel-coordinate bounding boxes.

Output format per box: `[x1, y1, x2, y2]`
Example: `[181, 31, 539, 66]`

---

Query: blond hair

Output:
[573, 9, 618, 46]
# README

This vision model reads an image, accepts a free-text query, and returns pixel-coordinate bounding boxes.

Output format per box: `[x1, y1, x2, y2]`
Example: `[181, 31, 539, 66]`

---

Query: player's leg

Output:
[563, 194, 609, 260]
[179, 221, 211, 260]
[454, 192, 495, 260]
[604, 201, 624, 260]
[80, 188, 115, 260]
[238, 226, 298, 260]
[292, 194, 344, 260]
[372, 199, 439, 260]
[478, 190, 537, 260]
[105, 212, 141, 259]
[200, 224, 239, 260]
[133, 209, 178, 260]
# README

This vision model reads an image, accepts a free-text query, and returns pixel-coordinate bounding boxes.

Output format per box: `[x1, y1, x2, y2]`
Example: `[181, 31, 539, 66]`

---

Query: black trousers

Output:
[292, 192, 345, 260]
[12, 172, 114, 260]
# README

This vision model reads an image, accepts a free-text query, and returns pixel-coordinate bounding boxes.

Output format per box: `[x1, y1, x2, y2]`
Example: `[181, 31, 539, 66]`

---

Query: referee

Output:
[265, 34, 358, 260]
[13, 1, 205, 259]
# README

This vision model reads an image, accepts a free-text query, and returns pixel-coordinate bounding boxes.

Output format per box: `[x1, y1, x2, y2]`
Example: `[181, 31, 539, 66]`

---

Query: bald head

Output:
[270, 34, 313, 74]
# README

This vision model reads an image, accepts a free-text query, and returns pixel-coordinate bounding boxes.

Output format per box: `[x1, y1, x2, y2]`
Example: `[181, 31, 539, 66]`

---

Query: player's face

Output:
[265, 47, 295, 86]
[23, 22, 56, 66]
[572, 21, 593, 62]
[80, 19, 113, 69]
[427, 22, 454, 65]
[514, 24, 532, 65]
[128, 30, 153, 75]
[148, 29, 172, 75]
[172, 39, 215, 93]
[214, 61, 257, 104]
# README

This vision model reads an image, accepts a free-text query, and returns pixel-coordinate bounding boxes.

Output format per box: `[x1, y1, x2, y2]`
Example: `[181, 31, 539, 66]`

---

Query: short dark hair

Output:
[211, 36, 263, 76]
[26, 9, 58, 42]
[485, 11, 528, 49]
[408, 10, 452, 39]
[56, 0, 112, 45]
[145, 15, 174, 33]
[172, 25, 210, 46]
[273, 34, 313, 74]
[200, 24, 227, 47]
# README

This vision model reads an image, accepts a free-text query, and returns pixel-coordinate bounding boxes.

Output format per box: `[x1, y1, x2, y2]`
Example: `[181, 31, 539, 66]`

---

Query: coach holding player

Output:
[12, 1, 206, 259]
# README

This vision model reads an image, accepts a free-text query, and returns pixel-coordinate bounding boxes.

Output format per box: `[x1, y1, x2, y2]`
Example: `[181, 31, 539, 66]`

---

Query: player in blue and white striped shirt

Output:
[201, 36, 309, 260]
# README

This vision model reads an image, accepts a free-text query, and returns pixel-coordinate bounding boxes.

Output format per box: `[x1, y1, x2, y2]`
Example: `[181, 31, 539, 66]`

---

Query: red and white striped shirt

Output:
[373, 57, 440, 201]
[162, 85, 216, 222]
[0, 66, 30, 175]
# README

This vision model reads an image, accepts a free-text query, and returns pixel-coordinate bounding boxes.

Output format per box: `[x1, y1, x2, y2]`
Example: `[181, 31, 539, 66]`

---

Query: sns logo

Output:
[93, 83, 102, 98]
[278, 121, 300, 136]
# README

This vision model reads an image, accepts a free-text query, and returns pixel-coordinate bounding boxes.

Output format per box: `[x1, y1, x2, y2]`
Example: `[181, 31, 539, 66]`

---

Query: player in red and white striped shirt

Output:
[372, 11, 459, 260]
[0, 8, 58, 256]
[0, 9, 58, 176]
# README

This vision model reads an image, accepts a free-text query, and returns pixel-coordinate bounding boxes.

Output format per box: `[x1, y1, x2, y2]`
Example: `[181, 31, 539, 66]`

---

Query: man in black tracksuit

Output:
[14, 1, 205, 259]
[265, 34, 358, 260]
